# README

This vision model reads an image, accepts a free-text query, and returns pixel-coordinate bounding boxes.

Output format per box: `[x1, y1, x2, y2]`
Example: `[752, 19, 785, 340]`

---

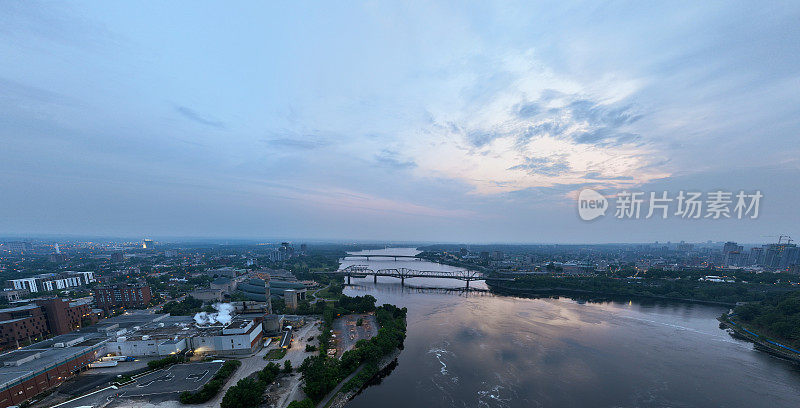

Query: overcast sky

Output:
[1, 1, 799, 243]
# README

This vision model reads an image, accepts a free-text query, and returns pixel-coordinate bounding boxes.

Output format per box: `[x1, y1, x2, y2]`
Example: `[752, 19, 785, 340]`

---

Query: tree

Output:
[284, 359, 293, 373]
[221, 378, 263, 408]
[287, 399, 315, 408]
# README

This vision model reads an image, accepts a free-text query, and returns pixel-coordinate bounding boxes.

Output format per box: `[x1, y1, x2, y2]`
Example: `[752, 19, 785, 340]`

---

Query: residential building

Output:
[0, 298, 97, 350]
[0, 289, 29, 303]
[7, 272, 95, 293]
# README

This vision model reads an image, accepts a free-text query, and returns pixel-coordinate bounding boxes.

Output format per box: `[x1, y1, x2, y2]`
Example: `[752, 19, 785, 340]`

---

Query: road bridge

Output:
[320, 264, 488, 288]
[342, 254, 422, 261]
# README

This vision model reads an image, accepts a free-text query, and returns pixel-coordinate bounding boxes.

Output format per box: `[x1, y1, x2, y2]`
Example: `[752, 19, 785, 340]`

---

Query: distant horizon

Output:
[0, 233, 787, 247]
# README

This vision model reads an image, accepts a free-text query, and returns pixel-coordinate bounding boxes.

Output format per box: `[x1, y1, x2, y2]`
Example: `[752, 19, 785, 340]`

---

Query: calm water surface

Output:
[340, 248, 800, 408]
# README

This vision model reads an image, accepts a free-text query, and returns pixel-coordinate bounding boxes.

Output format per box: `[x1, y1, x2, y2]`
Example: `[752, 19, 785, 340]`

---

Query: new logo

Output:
[577, 189, 608, 221]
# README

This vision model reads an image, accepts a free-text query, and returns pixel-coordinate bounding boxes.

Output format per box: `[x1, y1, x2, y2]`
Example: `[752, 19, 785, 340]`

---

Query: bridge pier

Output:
[401, 277, 405, 286]
[373, 275, 377, 284]
[347, 275, 351, 284]
[466, 280, 470, 289]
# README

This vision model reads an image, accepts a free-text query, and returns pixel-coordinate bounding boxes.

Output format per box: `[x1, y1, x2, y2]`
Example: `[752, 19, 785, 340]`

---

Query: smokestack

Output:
[265, 274, 273, 314]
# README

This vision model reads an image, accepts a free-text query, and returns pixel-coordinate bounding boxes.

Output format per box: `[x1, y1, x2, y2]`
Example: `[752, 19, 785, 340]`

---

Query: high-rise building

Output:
[722, 242, 745, 267]
[761, 243, 799, 269]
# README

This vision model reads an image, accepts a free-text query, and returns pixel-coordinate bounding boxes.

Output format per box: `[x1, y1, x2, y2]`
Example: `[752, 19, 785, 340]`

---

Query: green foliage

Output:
[221, 378, 263, 408]
[341, 362, 378, 393]
[219, 361, 282, 408]
[336, 295, 377, 314]
[257, 362, 281, 384]
[305, 344, 317, 352]
[179, 360, 241, 404]
[284, 359, 293, 373]
[734, 290, 800, 348]
[505, 275, 772, 304]
[287, 399, 315, 408]
[298, 302, 407, 402]
[298, 355, 342, 401]
[264, 348, 287, 360]
[161, 296, 205, 316]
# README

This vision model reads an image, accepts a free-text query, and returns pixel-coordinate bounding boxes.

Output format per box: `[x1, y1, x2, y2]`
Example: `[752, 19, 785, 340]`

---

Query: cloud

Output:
[175, 105, 226, 129]
[402, 50, 667, 196]
[507, 156, 571, 176]
[514, 101, 541, 118]
[374, 149, 417, 170]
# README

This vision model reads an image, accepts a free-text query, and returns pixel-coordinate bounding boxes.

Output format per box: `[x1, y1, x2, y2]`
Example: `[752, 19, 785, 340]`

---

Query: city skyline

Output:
[2, 2, 799, 242]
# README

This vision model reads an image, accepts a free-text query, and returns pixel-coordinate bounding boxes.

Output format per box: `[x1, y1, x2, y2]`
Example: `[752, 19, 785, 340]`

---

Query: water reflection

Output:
[340, 249, 800, 408]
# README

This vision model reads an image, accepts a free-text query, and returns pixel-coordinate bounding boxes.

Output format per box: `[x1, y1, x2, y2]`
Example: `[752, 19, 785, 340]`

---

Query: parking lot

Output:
[333, 314, 378, 357]
[122, 362, 223, 397]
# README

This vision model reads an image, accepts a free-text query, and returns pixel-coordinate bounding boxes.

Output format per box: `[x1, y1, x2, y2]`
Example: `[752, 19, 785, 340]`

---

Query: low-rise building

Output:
[188, 316, 263, 355]
[189, 289, 223, 302]
[95, 284, 152, 310]
[211, 277, 234, 293]
[0, 289, 29, 303]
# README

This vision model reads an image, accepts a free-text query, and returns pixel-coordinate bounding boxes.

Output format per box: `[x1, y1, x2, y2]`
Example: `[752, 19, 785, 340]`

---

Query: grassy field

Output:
[264, 348, 287, 360]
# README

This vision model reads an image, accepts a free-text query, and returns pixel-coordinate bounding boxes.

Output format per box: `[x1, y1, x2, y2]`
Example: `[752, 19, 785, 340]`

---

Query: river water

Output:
[340, 248, 800, 408]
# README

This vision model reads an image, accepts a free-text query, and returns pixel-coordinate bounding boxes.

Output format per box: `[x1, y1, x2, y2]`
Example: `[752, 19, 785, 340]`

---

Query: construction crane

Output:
[763, 234, 793, 244]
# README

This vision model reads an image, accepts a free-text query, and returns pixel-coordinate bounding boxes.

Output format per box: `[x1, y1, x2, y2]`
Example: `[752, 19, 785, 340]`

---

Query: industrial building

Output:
[237, 277, 307, 302]
[189, 288, 224, 302]
[95, 284, 152, 310]
[0, 302, 271, 407]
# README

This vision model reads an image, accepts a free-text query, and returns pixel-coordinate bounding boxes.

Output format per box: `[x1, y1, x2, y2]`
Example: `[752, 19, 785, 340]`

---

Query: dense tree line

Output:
[160, 296, 211, 316]
[503, 275, 780, 304]
[298, 303, 407, 401]
[734, 291, 800, 349]
[218, 362, 281, 408]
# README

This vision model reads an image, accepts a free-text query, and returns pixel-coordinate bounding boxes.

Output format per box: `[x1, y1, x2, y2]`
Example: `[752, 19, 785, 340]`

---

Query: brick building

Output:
[0, 305, 48, 349]
[95, 284, 152, 310]
[0, 333, 106, 407]
[0, 299, 97, 350]
[34, 298, 96, 336]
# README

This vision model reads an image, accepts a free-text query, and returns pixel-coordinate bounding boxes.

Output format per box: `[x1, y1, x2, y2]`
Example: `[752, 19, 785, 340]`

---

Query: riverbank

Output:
[321, 347, 401, 408]
[485, 279, 738, 306]
[718, 314, 800, 364]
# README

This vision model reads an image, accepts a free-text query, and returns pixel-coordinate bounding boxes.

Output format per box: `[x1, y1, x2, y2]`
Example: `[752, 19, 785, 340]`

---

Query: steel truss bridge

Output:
[321, 264, 487, 288]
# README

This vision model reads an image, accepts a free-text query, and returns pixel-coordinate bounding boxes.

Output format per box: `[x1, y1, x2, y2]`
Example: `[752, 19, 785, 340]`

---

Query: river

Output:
[339, 248, 800, 408]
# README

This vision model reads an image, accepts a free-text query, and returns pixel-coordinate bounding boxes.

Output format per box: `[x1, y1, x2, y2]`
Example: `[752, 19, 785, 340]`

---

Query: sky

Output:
[1, 1, 799, 243]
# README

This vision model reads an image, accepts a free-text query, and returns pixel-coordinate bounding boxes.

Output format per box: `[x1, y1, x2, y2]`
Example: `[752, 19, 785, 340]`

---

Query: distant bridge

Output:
[320, 264, 489, 288]
[342, 254, 422, 261]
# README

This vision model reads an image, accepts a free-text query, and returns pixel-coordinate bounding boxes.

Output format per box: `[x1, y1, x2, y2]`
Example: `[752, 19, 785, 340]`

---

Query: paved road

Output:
[314, 364, 365, 408]
[207, 320, 322, 407]
[274, 320, 322, 407]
